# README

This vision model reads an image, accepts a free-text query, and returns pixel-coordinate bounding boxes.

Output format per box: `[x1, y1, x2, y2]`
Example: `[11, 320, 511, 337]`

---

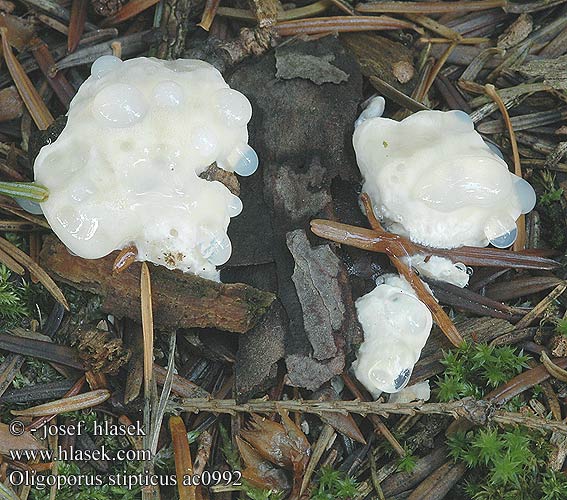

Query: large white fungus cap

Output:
[34, 56, 259, 280]
[353, 97, 536, 250]
[353, 275, 433, 397]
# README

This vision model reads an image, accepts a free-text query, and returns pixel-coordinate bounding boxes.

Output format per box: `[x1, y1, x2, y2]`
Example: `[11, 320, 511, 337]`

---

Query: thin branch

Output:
[356, 0, 507, 14]
[172, 397, 567, 435]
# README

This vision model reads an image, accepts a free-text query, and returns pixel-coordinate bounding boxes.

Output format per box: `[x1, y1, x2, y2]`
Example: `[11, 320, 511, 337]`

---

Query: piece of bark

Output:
[234, 301, 286, 402]
[276, 45, 349, 85]
[199, 163, 240, 196]
[225, 158, 275, 267]
[40, 235, 275, 334]
[341, 33, 416, 94]
[287, 229, 345, 361]
[513, 54, 567, 90]
[228, 36, 363, 390]
[156, 0, 204, 59]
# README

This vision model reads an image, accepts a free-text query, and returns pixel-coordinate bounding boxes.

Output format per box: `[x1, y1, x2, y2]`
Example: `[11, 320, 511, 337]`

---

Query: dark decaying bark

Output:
[228, 36, 364, 391]
[40, 235, 275, 334]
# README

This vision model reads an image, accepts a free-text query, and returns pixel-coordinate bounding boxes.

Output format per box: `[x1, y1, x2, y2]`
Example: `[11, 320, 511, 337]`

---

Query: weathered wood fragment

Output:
[40, 236, 275, 333]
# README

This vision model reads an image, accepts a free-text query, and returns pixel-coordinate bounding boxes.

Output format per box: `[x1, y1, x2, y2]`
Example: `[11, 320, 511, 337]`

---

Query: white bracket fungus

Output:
[353, 97, 536, 251]
[352, 275, 433, 397]
[34, 56, 259, 280]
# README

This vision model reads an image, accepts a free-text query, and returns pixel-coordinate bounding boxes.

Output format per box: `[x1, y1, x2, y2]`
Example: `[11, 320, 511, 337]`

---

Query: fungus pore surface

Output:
[34, 56, 259, 280]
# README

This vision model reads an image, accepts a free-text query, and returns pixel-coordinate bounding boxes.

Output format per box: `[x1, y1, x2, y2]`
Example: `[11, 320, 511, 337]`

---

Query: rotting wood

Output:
[39, 235, 275, 333]
[156, 0, 195, 59]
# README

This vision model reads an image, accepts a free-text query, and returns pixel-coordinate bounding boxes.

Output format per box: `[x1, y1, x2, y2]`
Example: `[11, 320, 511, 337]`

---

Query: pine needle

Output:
[0, 236, 69, 310]
[169, 415, 197, 500]
[485, 83, 526, 251]
[141, 261, 154, 396]
[0, 27, 54, 130]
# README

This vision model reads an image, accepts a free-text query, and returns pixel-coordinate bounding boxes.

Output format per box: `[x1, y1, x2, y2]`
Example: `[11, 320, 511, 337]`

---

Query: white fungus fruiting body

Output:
[353, 97, 536, 251]
[34, 56, 259, 280]
[406, 254, 470, 288]
[388, 380, 431, 404]
[352, 275, 433, 397]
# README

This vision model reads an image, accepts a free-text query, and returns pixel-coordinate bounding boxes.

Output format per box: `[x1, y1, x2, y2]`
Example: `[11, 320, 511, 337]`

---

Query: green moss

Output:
[310, 467, 359, 500]
[0, 264, 28, 326]
[449, 426, 554, 499]
[436, 342, 530, 402]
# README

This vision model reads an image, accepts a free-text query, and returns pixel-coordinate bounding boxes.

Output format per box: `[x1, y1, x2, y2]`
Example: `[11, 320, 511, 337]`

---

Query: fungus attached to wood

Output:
[354, 96, 536, 251]
[30, 56, 258, 280]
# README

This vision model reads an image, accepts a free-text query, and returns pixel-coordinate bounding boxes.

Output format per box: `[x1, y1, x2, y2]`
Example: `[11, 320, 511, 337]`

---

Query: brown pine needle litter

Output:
[11, 389, 110, 416]
[0, 235, 69, 309]
[140, 261, 154, 397]
[485, 83, 526, 251]
[0, 28, 54, 130]
[170, 415, 198, 500]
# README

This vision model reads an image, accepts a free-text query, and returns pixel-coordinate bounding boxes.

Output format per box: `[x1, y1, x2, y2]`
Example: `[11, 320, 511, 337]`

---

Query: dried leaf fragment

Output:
[0, 86, 23, 122]
[0, 422, 45, 455]
[497, 13, 532, 48]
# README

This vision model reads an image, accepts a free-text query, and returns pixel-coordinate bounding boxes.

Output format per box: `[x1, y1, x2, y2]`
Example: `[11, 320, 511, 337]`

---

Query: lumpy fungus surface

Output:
[34, 56, 258, 280]
[353, 97, 536, 250]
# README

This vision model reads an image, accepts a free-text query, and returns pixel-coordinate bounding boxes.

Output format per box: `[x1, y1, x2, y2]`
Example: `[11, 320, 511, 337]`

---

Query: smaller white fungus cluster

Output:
[353, 275, 433, 397]
[34, 56, 259, 280]
[353, 97, 536, 251]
